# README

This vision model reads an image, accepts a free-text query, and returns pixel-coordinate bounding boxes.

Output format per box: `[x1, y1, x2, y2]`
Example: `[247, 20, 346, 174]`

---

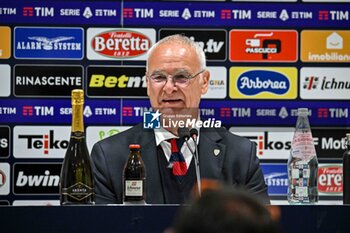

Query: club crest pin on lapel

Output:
[213, 149, 220, 156]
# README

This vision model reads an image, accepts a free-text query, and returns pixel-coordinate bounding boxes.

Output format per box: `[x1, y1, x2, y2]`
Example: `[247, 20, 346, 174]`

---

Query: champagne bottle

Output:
[287, 108, 318, 204]
[123, 144, 146, 204]
[343, 133, 350, 204]
[60, 89, 94, 205]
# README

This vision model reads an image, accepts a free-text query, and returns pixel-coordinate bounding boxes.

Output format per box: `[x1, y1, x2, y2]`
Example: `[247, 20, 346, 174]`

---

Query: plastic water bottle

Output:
[287, 108, 318, 204]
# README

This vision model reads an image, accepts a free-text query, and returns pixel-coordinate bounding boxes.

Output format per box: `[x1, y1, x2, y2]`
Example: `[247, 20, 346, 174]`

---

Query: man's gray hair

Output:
[146, 34, 207, 71]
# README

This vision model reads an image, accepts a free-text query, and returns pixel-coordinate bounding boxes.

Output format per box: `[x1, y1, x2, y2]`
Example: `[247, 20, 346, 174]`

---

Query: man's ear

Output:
[201, 69, 210, 95]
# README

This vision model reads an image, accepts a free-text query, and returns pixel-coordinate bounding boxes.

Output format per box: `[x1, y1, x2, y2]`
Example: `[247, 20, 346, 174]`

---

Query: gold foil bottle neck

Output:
[71, 89, 84, 105]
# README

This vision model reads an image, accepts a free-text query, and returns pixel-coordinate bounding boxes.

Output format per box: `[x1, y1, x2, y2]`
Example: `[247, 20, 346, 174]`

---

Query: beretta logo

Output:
[14, 65, 83, 97]
[87, 66, 147, 98]
[13, 163, 61, 195]
[14, 126, 70, 158]
[87, 28, 156, 60]
[14, 27, 84, 59]
[159, 29, 227, 61]
[0, 126, 10, 158]
[230, 67, 297, 99]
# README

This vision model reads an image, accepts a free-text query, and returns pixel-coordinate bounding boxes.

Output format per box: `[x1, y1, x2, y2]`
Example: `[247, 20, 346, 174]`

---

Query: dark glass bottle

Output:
[60, 89, 94, 205]
[123, 144, 146, 204]
[343, 133, 350, 204]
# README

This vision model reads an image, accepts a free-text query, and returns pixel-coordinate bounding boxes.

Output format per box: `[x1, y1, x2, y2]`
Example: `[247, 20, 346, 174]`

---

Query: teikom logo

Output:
[143, 109, 221, 129]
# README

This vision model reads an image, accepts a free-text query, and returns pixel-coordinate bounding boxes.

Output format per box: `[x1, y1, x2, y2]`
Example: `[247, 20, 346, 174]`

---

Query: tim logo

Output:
[143, 110, 161, 129]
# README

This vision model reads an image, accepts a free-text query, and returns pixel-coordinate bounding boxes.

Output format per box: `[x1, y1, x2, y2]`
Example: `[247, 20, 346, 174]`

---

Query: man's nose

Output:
[163, 77, 177, 93]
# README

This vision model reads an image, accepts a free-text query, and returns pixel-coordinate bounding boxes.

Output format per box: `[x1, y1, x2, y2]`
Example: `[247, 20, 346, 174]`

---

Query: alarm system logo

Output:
[87, 28, 156, 60]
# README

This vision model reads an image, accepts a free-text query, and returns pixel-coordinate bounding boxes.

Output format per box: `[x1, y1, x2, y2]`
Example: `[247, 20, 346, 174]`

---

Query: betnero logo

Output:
[87, 66, 147, 98]
[86, 126, 131, 153]
[14, 126, 70, 158]
[229, 67, 297, 99]
[87, 28, 156, 60]
[300, 67, 350, 100]
[0, 126, 10, 158]
[14, 65, 83, 97]
[0, 65, 10, 97]
[0, 27, 11, 59]
[14, 27, 83, 59]
[0, 163, 10, 195]
[261, 164, 288, 196]
[318, 164, 342, 195]
[229, 30, 297, 62]
[13, 163, 61, 195]
[159, 29, 227, 61]
[301, 30, 350, 62]
[22, 7, 54, 17]
[229, 127, 294, 159]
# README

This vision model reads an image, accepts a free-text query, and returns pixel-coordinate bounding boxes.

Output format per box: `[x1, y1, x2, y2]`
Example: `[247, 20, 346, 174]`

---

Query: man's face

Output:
[146, 42, 209, 116]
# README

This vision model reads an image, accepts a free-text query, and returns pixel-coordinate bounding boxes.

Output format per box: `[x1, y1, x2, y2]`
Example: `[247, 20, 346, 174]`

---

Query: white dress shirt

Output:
[153, 127, 198, 168]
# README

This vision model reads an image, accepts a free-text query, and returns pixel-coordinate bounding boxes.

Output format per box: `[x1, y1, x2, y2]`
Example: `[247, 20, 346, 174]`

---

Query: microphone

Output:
[189, 128, 201, 196]
[177, 127, 201, 196]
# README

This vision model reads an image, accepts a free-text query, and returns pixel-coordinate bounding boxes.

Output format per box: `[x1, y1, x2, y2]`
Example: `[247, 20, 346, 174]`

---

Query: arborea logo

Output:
[143, 109, 222, 129]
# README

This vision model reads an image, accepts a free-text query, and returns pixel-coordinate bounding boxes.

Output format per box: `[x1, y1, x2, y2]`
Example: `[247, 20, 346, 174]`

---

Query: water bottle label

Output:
[125, 180, 143, 196]
[296, 186, 308, 197]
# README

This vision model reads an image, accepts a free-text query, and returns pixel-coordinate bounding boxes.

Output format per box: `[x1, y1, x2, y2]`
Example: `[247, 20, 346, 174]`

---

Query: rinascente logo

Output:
[87, 28, 156, 60]
[14, 65, 83, 97]
[300, 67, 350, 100]
[14, 126, 70, 158]
[159, 29, 227, 61]
[87, 66, 147, 97]
[14, 27, 84, 59]
[229, 67, 297, 99]
[13, 163, 61, 195]
[0, 126, 10, 158]
[229, 30, 298, 62]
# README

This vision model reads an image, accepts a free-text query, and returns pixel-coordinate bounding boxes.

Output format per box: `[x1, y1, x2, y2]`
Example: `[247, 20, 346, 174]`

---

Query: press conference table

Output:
[1, 204, 349, 233]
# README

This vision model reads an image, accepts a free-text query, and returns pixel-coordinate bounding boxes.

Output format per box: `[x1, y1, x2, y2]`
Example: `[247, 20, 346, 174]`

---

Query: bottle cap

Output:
[129, 144, 141, 149]
[72, 89, 84, 105]
[297, 108, 309, 116]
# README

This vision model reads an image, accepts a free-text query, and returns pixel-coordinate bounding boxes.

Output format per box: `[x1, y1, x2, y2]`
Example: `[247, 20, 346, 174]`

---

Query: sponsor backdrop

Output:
[0, 0, 349, 205]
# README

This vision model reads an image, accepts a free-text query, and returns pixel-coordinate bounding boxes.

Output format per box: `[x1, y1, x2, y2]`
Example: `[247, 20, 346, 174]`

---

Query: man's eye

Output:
[174, 74, 189, 83]
[152, 75, 166, 82]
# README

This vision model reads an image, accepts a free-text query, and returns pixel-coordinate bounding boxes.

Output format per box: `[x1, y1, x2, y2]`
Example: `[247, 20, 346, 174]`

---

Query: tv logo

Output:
[143, 110, 161, 129]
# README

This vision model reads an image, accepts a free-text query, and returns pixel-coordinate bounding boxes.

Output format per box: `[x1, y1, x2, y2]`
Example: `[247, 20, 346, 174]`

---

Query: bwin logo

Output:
[16, 170, 60, 187]
[237, 70, 289, 96]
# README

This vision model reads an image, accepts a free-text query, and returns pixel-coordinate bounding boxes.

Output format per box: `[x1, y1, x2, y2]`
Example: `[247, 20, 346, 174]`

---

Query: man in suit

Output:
[91, 34, 269, 204]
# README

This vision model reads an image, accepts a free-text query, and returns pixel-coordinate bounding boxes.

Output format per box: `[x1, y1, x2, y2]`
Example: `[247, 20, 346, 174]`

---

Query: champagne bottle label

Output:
[125, 180, 143, 196]
[62, 182, 94, 201]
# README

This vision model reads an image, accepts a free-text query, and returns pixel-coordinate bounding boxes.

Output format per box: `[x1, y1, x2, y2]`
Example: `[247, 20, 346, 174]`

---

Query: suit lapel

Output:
[137, 127, 165, 203]
[198, 128, 226, 180]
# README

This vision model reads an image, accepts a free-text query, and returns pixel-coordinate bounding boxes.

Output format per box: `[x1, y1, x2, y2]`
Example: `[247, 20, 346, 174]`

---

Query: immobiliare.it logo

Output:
[143, 109, 222, 129]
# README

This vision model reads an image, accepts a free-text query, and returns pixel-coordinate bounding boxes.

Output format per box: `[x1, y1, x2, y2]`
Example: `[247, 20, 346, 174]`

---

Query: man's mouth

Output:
[162, 99, 182, 103]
